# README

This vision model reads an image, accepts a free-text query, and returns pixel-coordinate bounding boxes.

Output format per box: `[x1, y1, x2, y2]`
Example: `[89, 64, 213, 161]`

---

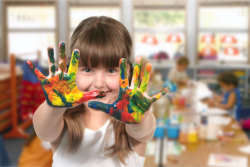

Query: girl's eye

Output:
[107, 69, 116, 73]
[83, 68, 92, 72]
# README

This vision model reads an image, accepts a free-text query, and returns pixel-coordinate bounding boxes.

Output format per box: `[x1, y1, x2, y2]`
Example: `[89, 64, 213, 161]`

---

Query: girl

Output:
[27, 16, 169, 166]
[209, 71, 241, 120]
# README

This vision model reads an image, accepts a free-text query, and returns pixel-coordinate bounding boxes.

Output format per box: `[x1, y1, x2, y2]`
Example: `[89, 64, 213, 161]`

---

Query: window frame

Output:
[197, 0, 250, 65]
[132, 0, 187, 65]
[4, 1, 57, 62]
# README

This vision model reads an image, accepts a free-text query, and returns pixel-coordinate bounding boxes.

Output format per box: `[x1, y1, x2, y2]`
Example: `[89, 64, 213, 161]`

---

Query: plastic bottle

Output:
[188, 124, 198, 143]
[199, 108, 208, 140]
[179, 123, 188, 143]
[200, 108, 208, 125]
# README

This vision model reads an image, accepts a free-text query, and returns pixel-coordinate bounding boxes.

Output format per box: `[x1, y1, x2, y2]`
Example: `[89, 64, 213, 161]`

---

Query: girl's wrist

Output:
[44, 100, 67, 114]
[125, 111, 156, 141]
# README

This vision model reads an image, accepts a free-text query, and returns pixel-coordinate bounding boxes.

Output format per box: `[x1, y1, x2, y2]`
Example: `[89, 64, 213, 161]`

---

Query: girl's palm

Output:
[88, 56, 169, 124]
[27, 42, 105, 108]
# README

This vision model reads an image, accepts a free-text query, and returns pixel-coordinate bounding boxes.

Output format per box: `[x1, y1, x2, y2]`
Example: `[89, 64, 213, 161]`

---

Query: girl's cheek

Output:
[76, 73, 92, 92]
[106, 76, 119, 90]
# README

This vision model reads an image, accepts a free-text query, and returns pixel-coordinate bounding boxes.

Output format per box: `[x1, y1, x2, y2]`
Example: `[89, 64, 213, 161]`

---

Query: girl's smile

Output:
[76, 65, 129, 105]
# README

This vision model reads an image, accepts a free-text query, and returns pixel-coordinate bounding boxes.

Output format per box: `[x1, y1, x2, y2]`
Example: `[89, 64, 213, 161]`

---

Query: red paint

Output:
[121, 110, 136, 123]
[116, 99, 129, 110]
[27, 61, 34, 69]
[109, 108, 115, 115]
[83, 90, 106, 101]
[34, 69, 46, 80]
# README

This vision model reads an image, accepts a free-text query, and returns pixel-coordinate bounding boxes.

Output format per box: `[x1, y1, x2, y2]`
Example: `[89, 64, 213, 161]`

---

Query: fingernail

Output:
[167, 86, 170, 90]
[60, 41, 65, 46]
[74, 50, 79, 60]
[26, 61, 34, 69]
[145, 64, 152, 72]
[60, 42, 65, 52]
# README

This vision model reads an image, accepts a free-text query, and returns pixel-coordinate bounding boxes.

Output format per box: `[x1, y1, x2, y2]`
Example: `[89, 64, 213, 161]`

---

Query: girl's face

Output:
[219, 82, 234, 92]
[76, 65, 129, 104]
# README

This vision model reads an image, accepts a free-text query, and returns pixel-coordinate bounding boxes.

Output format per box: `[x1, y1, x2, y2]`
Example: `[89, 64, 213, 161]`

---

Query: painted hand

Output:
[88, 56, 170, 124]
[26, 42, 105, 108]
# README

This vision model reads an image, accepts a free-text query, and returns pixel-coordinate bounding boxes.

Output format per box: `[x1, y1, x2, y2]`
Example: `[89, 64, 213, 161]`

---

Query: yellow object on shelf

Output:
[233, 70, 245, 76]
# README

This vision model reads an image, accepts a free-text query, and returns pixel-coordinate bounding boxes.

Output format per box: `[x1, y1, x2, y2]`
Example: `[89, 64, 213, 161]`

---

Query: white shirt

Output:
[168, 67, 188, 82]
[52, 119, 145, 167]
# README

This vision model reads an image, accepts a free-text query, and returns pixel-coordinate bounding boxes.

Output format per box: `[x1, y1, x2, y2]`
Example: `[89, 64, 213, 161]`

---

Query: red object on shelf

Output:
[221, 35, 237, 44]
[201, 35, 215, 44]
[142, 35, 158, 45]
[166, 34, 182, 43]
[20, 80, 45, 121]
[223, 47, 239, 56]
[201, 46, 217, 56]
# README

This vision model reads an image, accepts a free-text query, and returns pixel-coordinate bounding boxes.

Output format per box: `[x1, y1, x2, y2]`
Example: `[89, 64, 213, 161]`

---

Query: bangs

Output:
[73, 18, 131, 68]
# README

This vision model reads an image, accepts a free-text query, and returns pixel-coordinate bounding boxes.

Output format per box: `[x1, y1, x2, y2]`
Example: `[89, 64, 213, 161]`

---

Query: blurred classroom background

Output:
[0, 0, 250, 167]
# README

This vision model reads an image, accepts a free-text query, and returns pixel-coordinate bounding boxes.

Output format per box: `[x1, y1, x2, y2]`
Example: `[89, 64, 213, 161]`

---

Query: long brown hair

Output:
[55, 16, 134, 165]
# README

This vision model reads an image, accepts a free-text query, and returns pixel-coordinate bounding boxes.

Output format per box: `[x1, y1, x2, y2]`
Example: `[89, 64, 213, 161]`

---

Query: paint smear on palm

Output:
[48, 47, 56, 77]
[59, 42, 66, 80]
[27, 49, 105, 107]
[102, 88, 150, 123]
[133, 59, 141, 89]
[140, 64, 151, 92]
[68, 50, 79, 75]
[119, 59, 128, 88]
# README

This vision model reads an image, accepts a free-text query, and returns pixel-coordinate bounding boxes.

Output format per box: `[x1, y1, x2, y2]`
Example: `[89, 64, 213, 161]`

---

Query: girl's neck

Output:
[82, 107, 110, 131]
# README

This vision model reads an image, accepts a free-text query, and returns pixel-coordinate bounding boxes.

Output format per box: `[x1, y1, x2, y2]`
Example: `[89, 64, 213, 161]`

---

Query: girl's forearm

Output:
[125, 111, 156, 142]
[33, 100, 66, 142]
[216, 103, 233, 110]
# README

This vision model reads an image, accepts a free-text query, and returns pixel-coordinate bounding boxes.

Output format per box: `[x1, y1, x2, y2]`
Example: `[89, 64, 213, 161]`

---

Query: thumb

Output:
[88, 101, 113, 114]
[82, 90, 106, 101]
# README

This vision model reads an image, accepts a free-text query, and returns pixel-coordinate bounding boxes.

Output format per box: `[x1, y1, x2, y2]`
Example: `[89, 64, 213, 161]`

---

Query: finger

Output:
[131, 56, 142, 90]
[140, 63, 152, 93]
[68, 49, 80, 75]
[26, 60, 46, 81]
[119, 58, 128, 88]
[81, 90, 106, 101]
[88, 101, 113, 114]
[58, 41, 66, 80]
[149, 86, 170, 103]
[47, 46, 56, 78]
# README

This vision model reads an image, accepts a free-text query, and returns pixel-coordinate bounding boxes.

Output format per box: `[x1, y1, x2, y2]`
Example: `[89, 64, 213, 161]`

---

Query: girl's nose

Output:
[94, 72, 105, 89]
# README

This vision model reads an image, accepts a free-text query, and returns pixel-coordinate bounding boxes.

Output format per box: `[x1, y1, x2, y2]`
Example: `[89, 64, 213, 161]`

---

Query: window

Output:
[133, 1, 186, 61]
[198, 4, 249, 63]
[7, 5, 56, 62]
[69, 6, 121, 41]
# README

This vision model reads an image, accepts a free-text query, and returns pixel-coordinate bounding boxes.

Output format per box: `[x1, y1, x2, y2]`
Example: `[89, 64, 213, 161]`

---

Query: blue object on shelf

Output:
[170, 83, 178, 92]
[165, 118, 171, 128]
[154, 126, 165, 138]
[156, 118, 164, 125]
[167, 124, 180, 139]
[164, 80, 177, 92]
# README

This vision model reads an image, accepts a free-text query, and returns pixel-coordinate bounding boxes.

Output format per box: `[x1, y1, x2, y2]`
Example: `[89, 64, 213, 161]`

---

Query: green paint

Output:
[48, 48, 55, 64]
[120, 59, 127, 80]
[133, 60, 141, 89]
[60, 42, 66, 59]
[71, 52, 79, 66]
[140, 67, 150, 92]
[41, 79, 51, 85]
[51, 65, 56, 74]
[59, 62, 65, 80]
